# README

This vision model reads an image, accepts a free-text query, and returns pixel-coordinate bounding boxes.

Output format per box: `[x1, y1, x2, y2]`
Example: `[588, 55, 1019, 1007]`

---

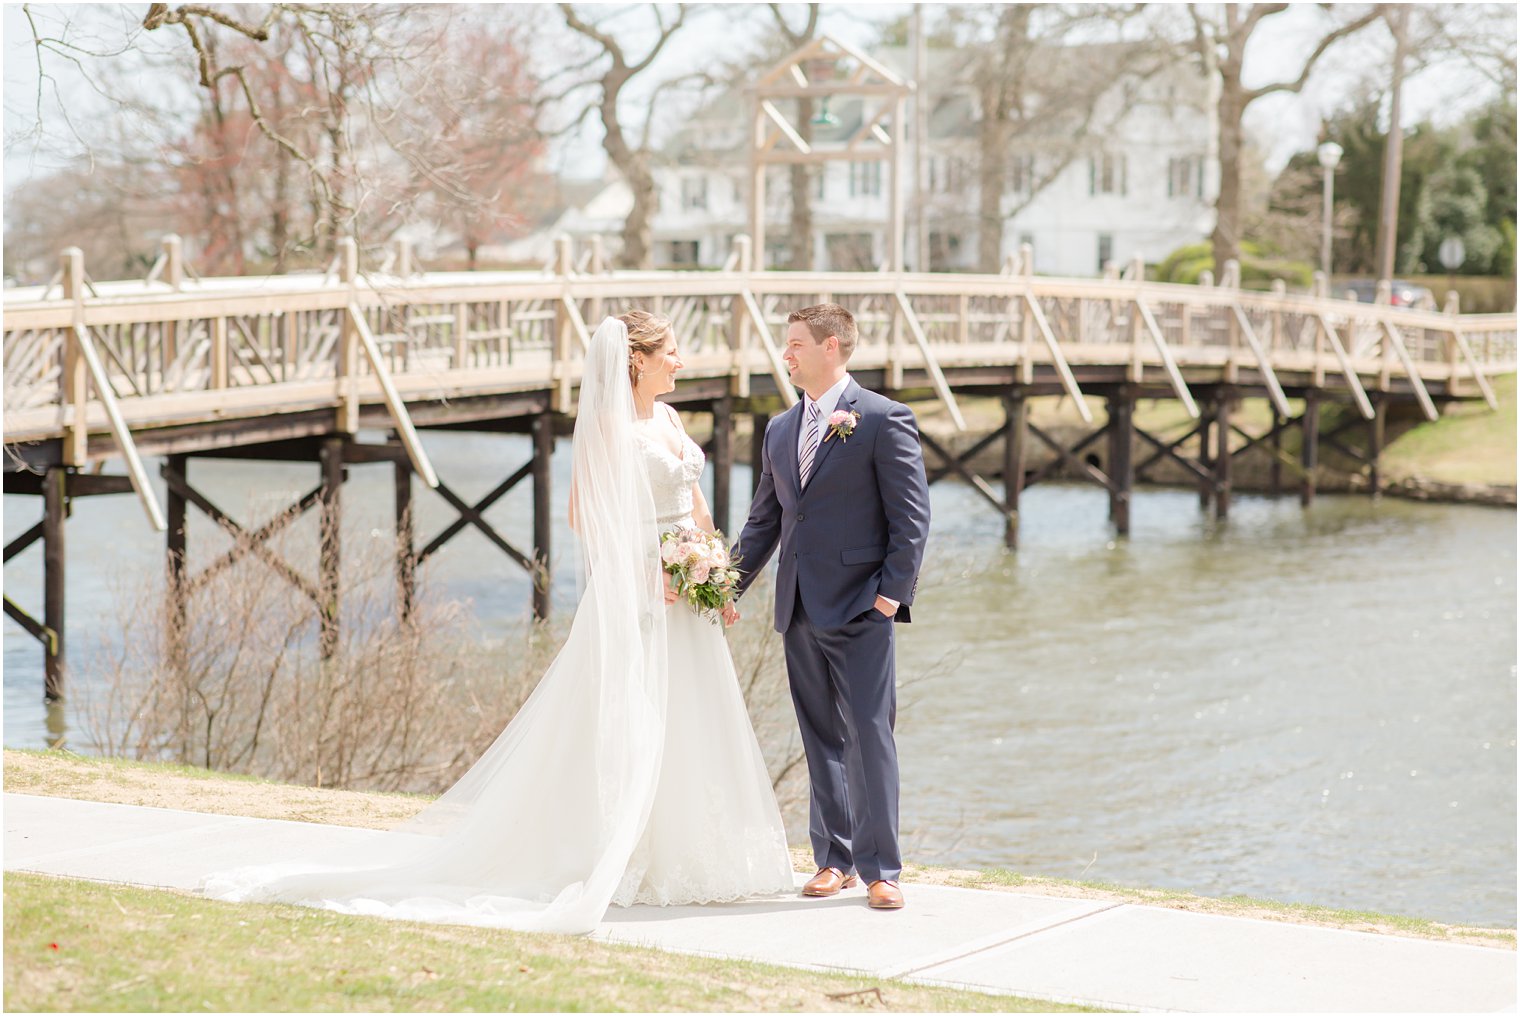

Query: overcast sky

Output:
[3, 2, 1514, 197]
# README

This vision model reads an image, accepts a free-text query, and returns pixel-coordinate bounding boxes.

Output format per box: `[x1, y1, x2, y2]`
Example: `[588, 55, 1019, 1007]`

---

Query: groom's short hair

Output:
[788, 304, 857, 360]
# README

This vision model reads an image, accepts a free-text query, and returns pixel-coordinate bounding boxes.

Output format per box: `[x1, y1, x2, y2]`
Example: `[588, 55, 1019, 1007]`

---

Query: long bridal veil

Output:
[202, 317, 670, 934]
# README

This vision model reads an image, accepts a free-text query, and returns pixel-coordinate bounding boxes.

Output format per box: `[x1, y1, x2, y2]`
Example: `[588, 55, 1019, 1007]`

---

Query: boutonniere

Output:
[824, 409, 860, 443]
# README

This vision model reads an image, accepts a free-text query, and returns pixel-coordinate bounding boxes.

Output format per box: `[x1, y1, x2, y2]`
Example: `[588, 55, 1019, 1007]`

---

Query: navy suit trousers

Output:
[783, 589, 901, 884]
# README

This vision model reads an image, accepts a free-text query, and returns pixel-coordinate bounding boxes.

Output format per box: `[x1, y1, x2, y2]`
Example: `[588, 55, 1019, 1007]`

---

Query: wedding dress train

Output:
[202, 318, 794, 932]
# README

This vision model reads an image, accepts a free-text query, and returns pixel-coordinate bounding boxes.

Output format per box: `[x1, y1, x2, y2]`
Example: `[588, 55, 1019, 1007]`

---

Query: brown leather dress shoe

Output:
[867, 880, 905, 909]
[801, 867, 858, 897]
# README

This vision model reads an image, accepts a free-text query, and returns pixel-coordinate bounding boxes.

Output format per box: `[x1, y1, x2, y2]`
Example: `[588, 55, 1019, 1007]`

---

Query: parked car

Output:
[1336, 279, 1436, 310]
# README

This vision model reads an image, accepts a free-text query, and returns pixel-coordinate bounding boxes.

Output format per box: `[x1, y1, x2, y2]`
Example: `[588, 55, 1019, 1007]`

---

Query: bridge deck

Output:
[6, 252, 1515, 477]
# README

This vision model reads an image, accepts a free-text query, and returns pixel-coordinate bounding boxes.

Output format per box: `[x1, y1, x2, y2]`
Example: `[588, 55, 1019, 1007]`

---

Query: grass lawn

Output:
[1381, 373, 1517, 485]
[4, 872, 1087, 1013]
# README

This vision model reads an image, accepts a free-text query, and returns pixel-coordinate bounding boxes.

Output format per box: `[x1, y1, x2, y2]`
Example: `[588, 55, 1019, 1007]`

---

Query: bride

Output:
[203, 312, 796, 932]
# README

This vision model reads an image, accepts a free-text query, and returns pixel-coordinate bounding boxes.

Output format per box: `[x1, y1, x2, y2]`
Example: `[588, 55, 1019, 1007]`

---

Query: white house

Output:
[552, 42, 1217, 277]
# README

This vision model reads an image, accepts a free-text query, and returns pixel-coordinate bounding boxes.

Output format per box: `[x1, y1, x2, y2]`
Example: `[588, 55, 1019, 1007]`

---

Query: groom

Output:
[731, 303, 931, 911]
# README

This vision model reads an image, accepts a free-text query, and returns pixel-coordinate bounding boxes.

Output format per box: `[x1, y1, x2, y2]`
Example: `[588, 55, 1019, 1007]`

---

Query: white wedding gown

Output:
[615, 420, 795, 905]
[202, 320, 794, 933]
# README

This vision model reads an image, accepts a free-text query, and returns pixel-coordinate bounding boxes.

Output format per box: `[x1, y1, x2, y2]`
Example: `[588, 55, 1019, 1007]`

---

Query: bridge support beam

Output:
[165, 454, 190, 686]
[1107, 387, 1135, 535]
[1269, 412, 1285, 496]
[6, 469, 141, 710]
[532, 410, 555, 621]
[750, 412, 770, 496]
[319, 437, 344, 657]
[711, 395, 733, 535]
[1214, 389, 1234, 518]
[43, 467, 67, 703]
[1197, 400, 1215, 512]
[1002, 389, 1027, 549]
[395, 456, 415, 623]
[1301, 393, 1320, 507]
[1368, 395, 1387, 497]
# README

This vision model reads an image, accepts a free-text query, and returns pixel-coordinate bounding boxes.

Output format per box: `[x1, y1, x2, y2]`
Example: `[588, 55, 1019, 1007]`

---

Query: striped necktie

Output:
[798, 400, 822, 488]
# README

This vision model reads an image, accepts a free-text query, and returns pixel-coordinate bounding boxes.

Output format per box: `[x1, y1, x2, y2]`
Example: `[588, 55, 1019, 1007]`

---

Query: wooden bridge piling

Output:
[750, 412, 770, 497]
[531, 410, 555, 621]
[1197, 403, 1215, 512]
[1369, 396, 1387, 497]
[1301, 394, 1321, 507]
[711, 395, 733, 535]
[1215, 389, 1235, 518]
[42, 466, 66, 703]
[319, 436, 344, 658]
[1269, 412, 1285, 496]
[1002, 389, 1028, 549]
[1108, 387, 1136, 535]
[164, 453, 190, 686]
[394, 452, 416, 622]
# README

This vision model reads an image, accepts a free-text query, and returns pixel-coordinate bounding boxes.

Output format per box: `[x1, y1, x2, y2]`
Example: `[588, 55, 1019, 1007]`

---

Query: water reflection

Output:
[896, 483, 1515, 927]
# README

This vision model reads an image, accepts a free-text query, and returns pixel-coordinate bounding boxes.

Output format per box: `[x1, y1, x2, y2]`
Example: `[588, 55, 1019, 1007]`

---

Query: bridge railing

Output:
[5, 237, 1515, 447]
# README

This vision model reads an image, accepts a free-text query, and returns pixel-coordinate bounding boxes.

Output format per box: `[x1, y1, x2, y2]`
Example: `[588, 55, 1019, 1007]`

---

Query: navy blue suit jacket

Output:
[735, 377, 931, 632]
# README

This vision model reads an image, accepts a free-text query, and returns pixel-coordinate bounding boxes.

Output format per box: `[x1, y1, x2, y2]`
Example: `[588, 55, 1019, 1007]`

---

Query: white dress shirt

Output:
[797, 373, 853, 462]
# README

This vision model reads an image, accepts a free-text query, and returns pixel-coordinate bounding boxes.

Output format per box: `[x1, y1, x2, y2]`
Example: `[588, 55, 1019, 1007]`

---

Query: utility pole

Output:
[1375, 6, 1408, 284]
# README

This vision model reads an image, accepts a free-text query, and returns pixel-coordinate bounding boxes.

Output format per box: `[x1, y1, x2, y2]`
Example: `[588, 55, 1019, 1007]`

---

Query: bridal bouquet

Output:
[659, 527, 741, 622]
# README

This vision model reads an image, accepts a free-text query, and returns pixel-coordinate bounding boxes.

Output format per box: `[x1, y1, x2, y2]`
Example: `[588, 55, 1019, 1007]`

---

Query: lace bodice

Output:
[634, 418, 705, 528]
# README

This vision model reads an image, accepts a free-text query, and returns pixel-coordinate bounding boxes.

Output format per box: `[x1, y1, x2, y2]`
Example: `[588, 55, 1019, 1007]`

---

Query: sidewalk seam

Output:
[886, 901, 1127, 980]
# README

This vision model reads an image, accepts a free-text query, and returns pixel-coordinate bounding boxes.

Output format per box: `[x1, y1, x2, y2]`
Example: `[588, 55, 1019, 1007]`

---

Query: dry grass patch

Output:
[4, 749, 428, 829]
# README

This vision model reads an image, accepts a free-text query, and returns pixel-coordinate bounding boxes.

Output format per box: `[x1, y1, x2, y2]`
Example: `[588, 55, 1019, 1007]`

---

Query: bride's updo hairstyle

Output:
[617, 310, 673, 387]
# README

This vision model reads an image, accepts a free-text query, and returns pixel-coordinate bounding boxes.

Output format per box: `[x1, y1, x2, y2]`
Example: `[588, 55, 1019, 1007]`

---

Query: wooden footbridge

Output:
[5, 235, 1515, 701]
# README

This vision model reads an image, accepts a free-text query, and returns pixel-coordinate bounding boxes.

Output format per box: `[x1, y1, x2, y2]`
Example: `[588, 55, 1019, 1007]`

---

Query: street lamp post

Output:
[1317, 141, 1344, 288]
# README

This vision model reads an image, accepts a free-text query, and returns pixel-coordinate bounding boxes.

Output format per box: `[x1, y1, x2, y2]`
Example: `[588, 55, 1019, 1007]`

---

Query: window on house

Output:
[928, 231, 962, 272]
[680, 176, 708, 211]
[1097, 233, 1113, 274]
[1089, 153, 1126, 196]
[849, 161, 883, 198]
[1168, 157, 1194, 199]
[940, 156, 968, 194]
[1008, 154, 1036, 194]
[667, 240, 700, 267]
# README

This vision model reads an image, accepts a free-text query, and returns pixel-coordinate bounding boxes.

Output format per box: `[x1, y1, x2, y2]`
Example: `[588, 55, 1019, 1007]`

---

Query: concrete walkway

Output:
[4, 792, 1514, 1012]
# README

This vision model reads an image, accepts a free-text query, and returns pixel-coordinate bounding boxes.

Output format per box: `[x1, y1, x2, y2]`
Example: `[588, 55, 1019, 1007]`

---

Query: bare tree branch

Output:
[1246, 6, 1387, 101]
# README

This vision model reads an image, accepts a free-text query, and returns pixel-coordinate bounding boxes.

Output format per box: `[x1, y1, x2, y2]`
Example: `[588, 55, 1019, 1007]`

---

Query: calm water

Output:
[3, 430, 1515, 926]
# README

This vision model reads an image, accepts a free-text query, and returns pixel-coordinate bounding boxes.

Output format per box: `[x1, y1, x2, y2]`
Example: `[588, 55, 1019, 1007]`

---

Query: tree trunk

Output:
[1374, 7, 1408, 282]
[1211, 84, 1246, 275]
[788, 99, 814, 270]
[269, 76, 290, 273]
[977, 89, 1006, 272]
[598, 76, 655, 269]
[618, 157, 656, 269]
